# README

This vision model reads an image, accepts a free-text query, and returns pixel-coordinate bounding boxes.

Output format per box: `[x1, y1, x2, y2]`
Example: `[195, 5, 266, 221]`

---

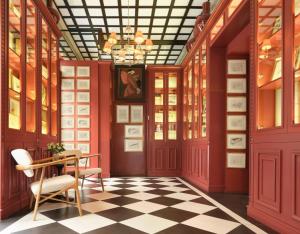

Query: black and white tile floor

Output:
[1, 177, 270, 234]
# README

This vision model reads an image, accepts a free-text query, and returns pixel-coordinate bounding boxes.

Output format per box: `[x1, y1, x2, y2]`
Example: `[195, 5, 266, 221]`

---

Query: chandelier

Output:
[101, 0, 153, 64]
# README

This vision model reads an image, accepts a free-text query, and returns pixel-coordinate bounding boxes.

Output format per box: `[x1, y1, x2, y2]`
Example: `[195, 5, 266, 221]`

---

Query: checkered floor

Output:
[1, 177, 268, 234]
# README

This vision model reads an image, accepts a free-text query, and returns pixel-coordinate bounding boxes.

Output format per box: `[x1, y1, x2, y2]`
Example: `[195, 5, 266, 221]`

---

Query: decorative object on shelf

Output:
[227, 59, 247, 75]
[61, 79, 75, 90]
[227, 134, 246, 149]
[227, 97, 247, 112]
[77, 79, 90, 90]
[47, 142, 65, 155]
[227, 115, 247, 131]
[114, 65, 145, 101]
[77, 105, 90, 115]
[124, 139, 143, 152]
[116, 105, 129, 123]
[61, 66, 75, 77]
[227, 78, 247, 93]
[125, 125, 143, 138]
[77, 92, 90, 103]
[77, 130, 90, 141]
[272, 57, 282, 81]
[130, 105, 143, 123]
[227, 153, 246, 168]
[77, 66, 90, 77]
[99, 0, 153, 65]
[77, 118, 90, 128]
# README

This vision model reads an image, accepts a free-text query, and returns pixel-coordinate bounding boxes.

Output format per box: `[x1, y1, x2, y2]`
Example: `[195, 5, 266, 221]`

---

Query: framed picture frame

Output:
[61, 104, 75, 115]
[61, 79, 75, 90]
[77, 117, 90, 128]
[227, 134, 246, 149]
[77, 92, 90, 103]
[227, 115, 247, 131]
[227, 78, 247, 93]
[114, 65, 145, 101]
[227, 97, 247, 112]
[61, 130, 75, 141]
[61, 117, 75, 128]
[61, 91, 75, 103]
[77, 66, 90, 77]
[227, 153, 246, 168]
[125, 125, 143, 138]
[77, 130, 90, 141]
[77, 79, 90, 90]
[124, 139, 143, 152]
[77, 143, 90, 154]
[77, 105, 90, 115]
[62, 143, 75, 150]
[116, 105, 129, 123]
[131, 105, 143, 123]
[61, 66, 75, 77]
[227, 59, 247, 75]
[272, 58, 282, 81]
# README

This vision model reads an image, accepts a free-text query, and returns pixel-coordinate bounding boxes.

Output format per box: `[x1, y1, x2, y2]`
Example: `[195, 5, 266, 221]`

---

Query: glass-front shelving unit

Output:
[187, 62, 193, 139]
[294, 0, 300, 123]
[228, 0, 243, 18]
[154, 73, 164, 140]
[194, 52, 200, 139]
[41, 19, 49, 135]
[26, 0, 36, 133]
[201, 42, 207, 137]
[168, 73, 177, 140]
[257, 0, 282, 129]
[183, 68, 188, 140]
[51, 34, 58, 136]
[211, 15, 224, 41]
[8, 0, 22, 130]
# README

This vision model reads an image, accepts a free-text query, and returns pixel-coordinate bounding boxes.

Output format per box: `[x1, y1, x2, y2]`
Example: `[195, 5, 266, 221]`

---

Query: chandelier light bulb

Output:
[134, 31, 145, 45]
[108, 32, 117, 45]
[103, 42, 112, 54]
[145, 39, 153, 51]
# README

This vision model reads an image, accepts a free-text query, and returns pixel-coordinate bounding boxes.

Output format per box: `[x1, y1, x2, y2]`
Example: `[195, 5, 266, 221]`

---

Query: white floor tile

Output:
[157, 181, 181, 186]
[121, 214, 177, 234]
[127, 177, 150, 181]
[160, 186, 189, 192]
[153, 178, 176, 182]
[165, 192, 200, 201]
[172, 202, 216, 214]
[93, 186, 121, 192]
[1, 213, 55, 234]
[125, 192, 160, 201]
[81, 201, 119, 213]
[87, 191, 120, 200]
[104, 178, 124, 181]
[59, 214, 116, 233]
[103, 181, 123, 186]
[124, 201, 166, 213]
[127, 186, 155, 192]
[126, 181, 152, 186]
[182, 214, 241, 234]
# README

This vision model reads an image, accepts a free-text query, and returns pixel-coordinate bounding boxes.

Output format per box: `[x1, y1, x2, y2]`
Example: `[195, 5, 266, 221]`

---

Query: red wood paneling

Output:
[292, 153, 300, 221]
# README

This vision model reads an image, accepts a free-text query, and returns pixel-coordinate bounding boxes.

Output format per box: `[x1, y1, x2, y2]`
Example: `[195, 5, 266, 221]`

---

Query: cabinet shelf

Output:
[258, 77, 281, 90]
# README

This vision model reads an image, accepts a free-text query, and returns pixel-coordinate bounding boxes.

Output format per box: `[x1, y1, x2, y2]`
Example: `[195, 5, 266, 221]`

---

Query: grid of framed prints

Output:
[60, 65, 91, 164]
[226, 59, 247, 169]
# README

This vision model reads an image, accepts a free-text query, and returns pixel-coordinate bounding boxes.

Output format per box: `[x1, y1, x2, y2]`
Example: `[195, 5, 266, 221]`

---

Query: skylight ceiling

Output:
[54, 0, 208, 64]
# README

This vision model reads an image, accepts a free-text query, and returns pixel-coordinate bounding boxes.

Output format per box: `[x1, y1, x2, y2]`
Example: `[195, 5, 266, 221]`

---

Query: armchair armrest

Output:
[80, 153, 101, 159]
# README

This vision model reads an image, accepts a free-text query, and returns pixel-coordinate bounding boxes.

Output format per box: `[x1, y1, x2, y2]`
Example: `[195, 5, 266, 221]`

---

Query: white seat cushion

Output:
[79, 168, 102, 176]
[31, 175, 75, 195]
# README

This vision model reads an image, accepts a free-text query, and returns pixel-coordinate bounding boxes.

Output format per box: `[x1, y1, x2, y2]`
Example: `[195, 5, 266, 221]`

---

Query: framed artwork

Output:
[77, 143, 90, 154]
[227, 78, 247, 93]
[77, 66, 90, 77]
[61, 79, 74, 90]
[77, 92, 90, 103]
[227, 59, 247, 75]
[131, 105, 143, 123]
[227, 115, 247, 131]
[61, 117, 75, 128]
[227, 153, 246, 168]
[63, 143, 75, 150]
[227, 134, 246, 149]
[77, 117, 90, 128]
[77, 105, 90, 115]
[227, 97, 247, 112]
[124, 139, 143, 152]
[168, 94, 177, 105]
[114, 65, 145, 101]
[125, 125, 143, 138]
[61, 104, 75, 115]
[116, 105, 129, 123]
[61, 130, 75, 141]
[61, 66, 75, 77]
[61, 91, 75, 102]
[77, 130, 90, 141]
[272, 58, 282, 81]
[9, 98, 20, 116]
[77, 79, 90, 90]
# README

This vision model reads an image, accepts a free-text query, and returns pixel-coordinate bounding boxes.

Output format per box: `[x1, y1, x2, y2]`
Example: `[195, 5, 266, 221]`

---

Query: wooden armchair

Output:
[11, 149, 82, 221]
[58, 150, 104, 191]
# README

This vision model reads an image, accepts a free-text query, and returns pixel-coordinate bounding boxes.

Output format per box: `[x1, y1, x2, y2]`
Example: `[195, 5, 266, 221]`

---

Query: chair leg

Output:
[100, 174, 104, 192]
[81, 176, 85, 189]
[74, 185, 83, 216]
[32, 193, 41, 221]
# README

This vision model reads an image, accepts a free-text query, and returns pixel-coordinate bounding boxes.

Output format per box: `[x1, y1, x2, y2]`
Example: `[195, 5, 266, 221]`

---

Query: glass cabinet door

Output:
[257, 0, 282, 129]
[201, 42, 207, 137]
[41, 19, 49, 135]
[187, 62, 193, 139]
[183, 69, 188, 140]
[194, 52, 200, 139]
[168, 73, 177, 140]
[8, 0, 22, 130]
[154, 72, 164, 140]
[294, 0, 300, 123]
[51, 34, 58, 136]
[26, 0, 36, 133]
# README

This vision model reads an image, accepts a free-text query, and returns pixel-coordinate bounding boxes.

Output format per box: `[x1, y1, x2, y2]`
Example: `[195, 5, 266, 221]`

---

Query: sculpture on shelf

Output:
[186, 0, 211, 52]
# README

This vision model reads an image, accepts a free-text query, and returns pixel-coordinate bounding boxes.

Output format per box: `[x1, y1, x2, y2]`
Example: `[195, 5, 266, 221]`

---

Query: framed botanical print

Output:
[63, 143, 75, 150]
[227, 59, 247, 75]
[227, 78, 247, 93]
[77, 105, 90, 115]
[77, 92, 90, 103]
[227, 134, 246, 149]
[61, 91, 75, 102]
[61, 117, 75, 128]
[124, 139, 143, 152]
[77, 130, 90, 141]
[61, 79, 74, 90]
[227, 115, 247, 131]
[77, 118, 90, 128]
[227, 97, 247, 112]
[77, 79, 90, 90]
[125, 125, 143, 138]
[116, 105, 129, 123]
[61, 130, 75, 141]
[77, 66, 90, 77]
[130, 105, 143, 123]
[61, 66, 75, 77]
[61, 104, 75, 115]
[77, 143, 90, 154]
[227, 153, 246, 168]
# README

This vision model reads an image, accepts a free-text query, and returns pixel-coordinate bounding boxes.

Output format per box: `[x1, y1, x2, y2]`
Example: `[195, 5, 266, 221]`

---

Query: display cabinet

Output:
[294, 0, 300, 124]
[51, 34, 58, 136]
[200, 42, 207, 137]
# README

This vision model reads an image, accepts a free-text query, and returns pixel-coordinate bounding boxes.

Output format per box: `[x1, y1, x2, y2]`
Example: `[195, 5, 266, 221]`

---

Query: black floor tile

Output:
[229, 225, 256, 234]
[147, 189, 174, 196]
[85, 223, 146, 234]
[150, 207, 198, 222]
[96, 207, 143, 222]
[109, 189, 138, 196]
[104, 196, 140, 206]
[190, 197, 214, 206]
[156, 224, 214, 234]
[147, 197, 183, 206]
[203, 208, 237, 222]
[14, 223, 77, 234]
[41, 207, 89, 221]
